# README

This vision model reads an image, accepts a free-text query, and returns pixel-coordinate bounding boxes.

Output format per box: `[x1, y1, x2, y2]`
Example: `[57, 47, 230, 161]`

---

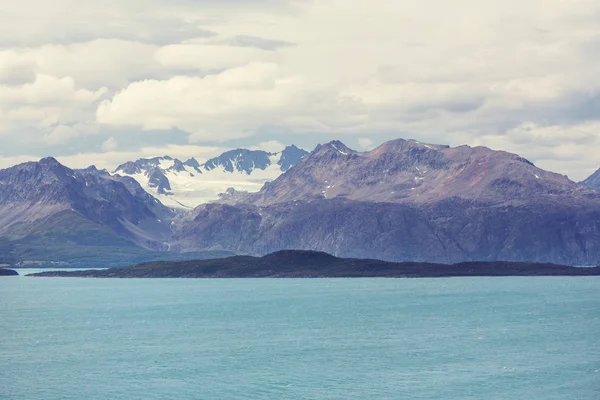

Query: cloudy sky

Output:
[0, 0, 599, 180]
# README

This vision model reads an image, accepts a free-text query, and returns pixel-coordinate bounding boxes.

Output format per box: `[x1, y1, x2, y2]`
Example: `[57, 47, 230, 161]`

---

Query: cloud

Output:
[0, 60, 37, 86]
[216, 35, 295, 51]
[0, 1, 216, 47]
[251, 140, 286, 152]
[0, 0, 308, 48]
[0, 143, 227, 171]
[0, 74, 107, 141]
[154, 44, 274, 71]
[97, 62, 366, 141]
[0, 0, 599, 181]
[101, 137, 119, 152]
[43, 125, 80, 145]
[0, 40, 162, 90]
[0, 75, 106, 107]
[358, 138, 373, 149]
[53, 144, 227, 171]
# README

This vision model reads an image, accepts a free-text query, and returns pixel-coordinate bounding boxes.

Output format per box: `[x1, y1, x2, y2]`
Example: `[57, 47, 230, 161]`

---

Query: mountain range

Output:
[112, 145, 308, 209]
[173, 139, 600, 265]
[2, 138, 600, 267]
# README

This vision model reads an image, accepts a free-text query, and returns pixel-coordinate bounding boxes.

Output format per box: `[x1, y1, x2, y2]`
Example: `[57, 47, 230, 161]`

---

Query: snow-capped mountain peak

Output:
[112, 145, 308, 209]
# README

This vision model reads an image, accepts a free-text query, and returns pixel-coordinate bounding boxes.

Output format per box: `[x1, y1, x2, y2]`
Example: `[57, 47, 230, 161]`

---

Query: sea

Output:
[1, 274, 599, 399]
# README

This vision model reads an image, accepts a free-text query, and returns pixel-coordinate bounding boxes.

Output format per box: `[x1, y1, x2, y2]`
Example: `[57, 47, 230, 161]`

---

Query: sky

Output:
[0, 0, 599, 180]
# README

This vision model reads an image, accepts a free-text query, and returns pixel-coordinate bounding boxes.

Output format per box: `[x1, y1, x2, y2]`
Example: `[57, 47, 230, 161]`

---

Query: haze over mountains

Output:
[2, 137, 600, 267]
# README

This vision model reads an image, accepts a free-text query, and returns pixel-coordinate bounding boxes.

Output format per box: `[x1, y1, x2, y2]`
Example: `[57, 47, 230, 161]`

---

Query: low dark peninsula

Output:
[28, 250, 600, 278]
[0, 268, 18, 276]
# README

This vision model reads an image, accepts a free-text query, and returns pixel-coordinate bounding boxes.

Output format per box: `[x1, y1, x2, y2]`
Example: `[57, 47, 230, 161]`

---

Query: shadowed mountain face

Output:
[0, 158, 174, 251]
[174, 139, 600, 265]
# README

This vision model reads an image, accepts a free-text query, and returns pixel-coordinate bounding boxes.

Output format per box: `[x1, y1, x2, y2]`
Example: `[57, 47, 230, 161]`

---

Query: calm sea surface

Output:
[1, 276, 599, 399]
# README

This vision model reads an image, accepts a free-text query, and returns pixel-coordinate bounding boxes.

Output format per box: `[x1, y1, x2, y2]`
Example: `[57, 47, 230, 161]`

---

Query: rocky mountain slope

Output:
[237, 139, 593, 207]
[0, 158, 174, 256]
[173, 139, 600, 265]
[113, 145, 308, 209]
[581, 168, 600, 191]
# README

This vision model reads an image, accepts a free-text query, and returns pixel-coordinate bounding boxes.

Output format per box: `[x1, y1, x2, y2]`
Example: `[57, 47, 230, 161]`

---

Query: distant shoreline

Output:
[28, 250, 600, 279]
[0, 268, 18, 276]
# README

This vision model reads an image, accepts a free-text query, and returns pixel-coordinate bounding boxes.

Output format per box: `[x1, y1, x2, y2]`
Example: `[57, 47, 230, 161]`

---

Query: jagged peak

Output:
[282, 144, 302, 152]
[184, 157, 200, 168]
[313, 140, 356, 156]
[203, 148, 274, 174]
[78, 165, 111, 177]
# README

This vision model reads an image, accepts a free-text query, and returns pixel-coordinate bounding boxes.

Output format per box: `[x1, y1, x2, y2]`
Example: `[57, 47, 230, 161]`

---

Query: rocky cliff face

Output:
[0, 158, 174, 250]
[174, 139, 600, 265]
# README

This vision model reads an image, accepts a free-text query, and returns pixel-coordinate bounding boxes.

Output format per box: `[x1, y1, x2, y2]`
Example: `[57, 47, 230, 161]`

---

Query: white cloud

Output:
[0, 0, 217, 46]
[0, 60, 37, 86]
[154, 44, 274, 71]
[101, 137, 119, 152]
[0, 0, 599, 180]
[0, 40, 160, 90]
[51, 144, 227, 172]
[0, 75, 106, 107]
[0, 144, 227, 171]
[0, 74, 106, 149]
[97, 62, 363, 141]
[43, 125, 80, 145]
[358, 138, 373, 149]
[252, 141, 286, 152]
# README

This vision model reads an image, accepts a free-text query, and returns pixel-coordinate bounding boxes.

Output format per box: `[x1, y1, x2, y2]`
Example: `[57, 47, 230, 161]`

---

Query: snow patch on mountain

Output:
[113, 146, 308, 209]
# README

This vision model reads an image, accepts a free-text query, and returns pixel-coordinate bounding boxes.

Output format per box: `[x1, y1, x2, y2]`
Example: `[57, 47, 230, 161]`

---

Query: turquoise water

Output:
[1, 277, 599, 399]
